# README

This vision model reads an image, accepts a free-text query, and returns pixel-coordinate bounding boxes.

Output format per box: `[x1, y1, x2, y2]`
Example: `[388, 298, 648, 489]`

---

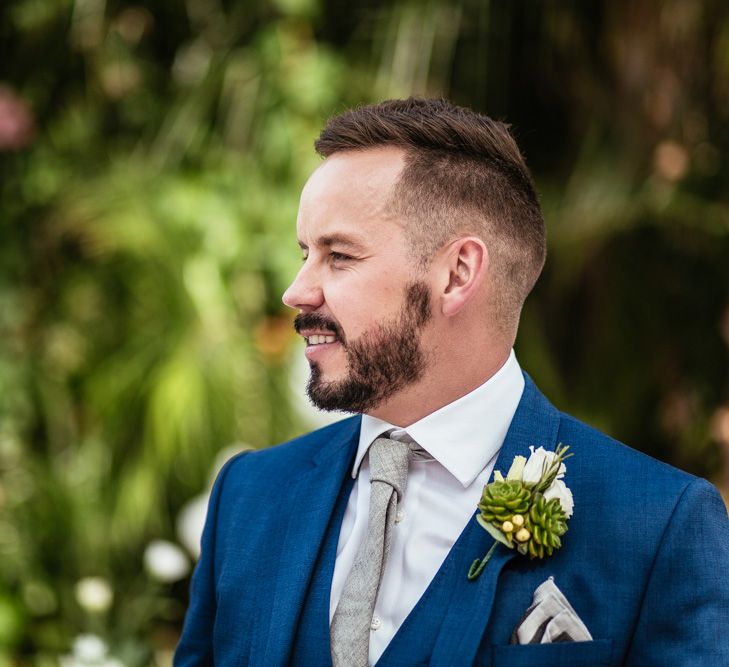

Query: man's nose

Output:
[282, 264, 324, 312]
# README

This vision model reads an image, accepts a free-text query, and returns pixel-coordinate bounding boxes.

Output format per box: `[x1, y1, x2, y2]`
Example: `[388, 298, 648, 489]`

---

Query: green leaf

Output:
[476, 515, 514, 548]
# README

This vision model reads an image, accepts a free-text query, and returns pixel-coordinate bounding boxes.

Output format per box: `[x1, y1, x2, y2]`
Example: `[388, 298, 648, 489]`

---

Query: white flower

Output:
[522, 446, 566, 485]
[144, 540, 190, 582]
[176, 493, 209, 560]
[59, 634, 126, 667]
[543, 478, 575, 518]
[74, 577, 113, 613]
[73, 634, 108, 662]
[506, 455, 527, 481]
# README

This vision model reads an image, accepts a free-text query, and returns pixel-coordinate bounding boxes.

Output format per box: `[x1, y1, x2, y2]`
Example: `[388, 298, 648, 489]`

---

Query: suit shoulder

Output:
[217, 415, 360, 483]
[554, 411, 727, 576]
[557, 410, 697, 491]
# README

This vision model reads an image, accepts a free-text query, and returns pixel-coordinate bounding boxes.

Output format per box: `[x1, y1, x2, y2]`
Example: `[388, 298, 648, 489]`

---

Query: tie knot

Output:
[368, 437, 420, 501]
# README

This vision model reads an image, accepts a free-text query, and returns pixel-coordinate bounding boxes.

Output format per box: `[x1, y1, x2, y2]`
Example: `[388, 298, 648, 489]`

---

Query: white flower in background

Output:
[74, 577, 113, 613]
[73, 635, 107, 662]
[522, 446, 566, 485]
[144, 539, 190, 582]
[176, 493, 209, 559]
[543, 478, 575, 518]
[59, 634, 125, 667]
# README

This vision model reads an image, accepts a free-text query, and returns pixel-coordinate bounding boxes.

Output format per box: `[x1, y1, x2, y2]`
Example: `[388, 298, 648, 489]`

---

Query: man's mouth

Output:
[301, 330, 342, 361]
[295, 313, 344, 346]
[305, 334, 338, 346]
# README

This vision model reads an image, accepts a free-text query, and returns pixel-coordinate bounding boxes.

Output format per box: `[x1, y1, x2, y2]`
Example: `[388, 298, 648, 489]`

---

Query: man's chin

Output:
[306, 381, 346, 413]
[306, 361, 346, 385]
[306, 375, 373, 414]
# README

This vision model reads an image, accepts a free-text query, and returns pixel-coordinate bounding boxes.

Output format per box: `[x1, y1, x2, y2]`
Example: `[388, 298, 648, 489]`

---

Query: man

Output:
[175, 98, 729, 666]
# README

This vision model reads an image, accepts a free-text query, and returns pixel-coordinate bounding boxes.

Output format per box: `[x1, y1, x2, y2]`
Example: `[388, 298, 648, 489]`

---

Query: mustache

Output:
[294, 313, 346, 343]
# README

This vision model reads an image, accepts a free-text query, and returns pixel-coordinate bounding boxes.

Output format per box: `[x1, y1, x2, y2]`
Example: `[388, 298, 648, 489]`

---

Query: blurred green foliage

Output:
[1, 0, 728, 662]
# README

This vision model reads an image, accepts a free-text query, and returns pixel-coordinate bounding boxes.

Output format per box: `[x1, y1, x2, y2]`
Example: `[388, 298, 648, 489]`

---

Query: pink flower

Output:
[0, 85, 35, 151]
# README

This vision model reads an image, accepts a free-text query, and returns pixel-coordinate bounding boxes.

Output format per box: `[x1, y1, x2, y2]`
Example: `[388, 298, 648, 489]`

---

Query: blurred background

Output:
[1, 0, 729, 662]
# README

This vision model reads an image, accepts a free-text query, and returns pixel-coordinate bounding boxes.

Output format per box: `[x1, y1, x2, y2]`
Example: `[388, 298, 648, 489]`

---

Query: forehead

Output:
[296, 146, 407, 245]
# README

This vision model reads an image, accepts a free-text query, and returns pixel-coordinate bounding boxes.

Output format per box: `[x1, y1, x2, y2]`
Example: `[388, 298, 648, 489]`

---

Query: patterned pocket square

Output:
[511, 577, 593, 645]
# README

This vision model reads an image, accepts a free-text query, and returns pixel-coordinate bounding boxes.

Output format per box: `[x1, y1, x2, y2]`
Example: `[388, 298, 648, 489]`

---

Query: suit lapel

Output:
[256, 417, 361, 667]
[430, 374, 561, 666]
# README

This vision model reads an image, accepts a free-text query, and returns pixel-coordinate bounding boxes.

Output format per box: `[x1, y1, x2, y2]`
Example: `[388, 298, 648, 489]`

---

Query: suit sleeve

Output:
[625, 477, 729, 666]
[174, 453, 246, 666]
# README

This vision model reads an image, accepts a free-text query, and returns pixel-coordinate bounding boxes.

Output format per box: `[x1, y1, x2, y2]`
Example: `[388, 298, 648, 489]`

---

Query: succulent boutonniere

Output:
[468, 444, 574, 580]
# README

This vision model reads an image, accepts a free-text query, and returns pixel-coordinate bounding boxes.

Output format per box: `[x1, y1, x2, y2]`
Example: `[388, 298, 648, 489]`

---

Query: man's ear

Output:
[439, 237, 489, 317]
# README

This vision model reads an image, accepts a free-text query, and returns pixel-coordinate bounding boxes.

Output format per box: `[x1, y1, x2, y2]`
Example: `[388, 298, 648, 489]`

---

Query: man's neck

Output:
[365, 347, 512, 427]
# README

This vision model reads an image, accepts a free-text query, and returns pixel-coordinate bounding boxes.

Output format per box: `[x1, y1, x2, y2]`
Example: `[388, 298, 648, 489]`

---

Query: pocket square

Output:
[511, 576, 593, 645]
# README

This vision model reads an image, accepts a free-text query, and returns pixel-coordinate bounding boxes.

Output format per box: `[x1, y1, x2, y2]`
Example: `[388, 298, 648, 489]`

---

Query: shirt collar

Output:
[354, 349, 525, 488]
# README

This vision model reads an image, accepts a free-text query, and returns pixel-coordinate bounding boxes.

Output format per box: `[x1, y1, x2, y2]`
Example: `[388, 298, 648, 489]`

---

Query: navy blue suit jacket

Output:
[175, 375, 729, 665]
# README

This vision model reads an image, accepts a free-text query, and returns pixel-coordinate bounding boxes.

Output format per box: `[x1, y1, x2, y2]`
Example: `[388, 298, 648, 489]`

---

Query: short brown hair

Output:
[315, 97, 545, 332]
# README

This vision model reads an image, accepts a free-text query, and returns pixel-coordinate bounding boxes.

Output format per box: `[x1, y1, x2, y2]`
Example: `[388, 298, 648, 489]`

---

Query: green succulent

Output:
[478, 479, 531, 525]
[522, 494, 568, 559]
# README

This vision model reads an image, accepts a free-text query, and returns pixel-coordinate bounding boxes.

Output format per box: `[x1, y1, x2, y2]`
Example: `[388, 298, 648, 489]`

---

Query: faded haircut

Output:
[314, 97, 546, 332]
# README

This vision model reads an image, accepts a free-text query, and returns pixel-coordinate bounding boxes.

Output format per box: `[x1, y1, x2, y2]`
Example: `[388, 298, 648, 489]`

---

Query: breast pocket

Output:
[488, 639, 613, 666]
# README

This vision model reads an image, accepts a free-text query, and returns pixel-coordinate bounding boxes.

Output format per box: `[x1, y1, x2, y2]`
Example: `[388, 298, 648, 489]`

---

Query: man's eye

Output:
[330, 252, 354, 262]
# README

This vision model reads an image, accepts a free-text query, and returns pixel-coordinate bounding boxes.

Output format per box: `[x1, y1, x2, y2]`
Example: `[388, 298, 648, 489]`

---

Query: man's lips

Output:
[302, 333, 341, 361]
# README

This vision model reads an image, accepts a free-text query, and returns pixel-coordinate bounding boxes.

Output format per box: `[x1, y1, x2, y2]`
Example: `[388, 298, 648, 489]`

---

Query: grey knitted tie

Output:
[330, 436, 429, 667]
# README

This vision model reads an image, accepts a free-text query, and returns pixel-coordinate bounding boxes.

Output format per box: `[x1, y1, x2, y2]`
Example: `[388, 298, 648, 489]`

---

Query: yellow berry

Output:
[516, 528, 531, 543]
[502, 520, 514, 533]
[512, 514, 525, 527]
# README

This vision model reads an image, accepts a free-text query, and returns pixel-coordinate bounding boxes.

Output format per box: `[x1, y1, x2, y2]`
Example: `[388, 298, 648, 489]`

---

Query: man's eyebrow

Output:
[297, 234, 367, 252]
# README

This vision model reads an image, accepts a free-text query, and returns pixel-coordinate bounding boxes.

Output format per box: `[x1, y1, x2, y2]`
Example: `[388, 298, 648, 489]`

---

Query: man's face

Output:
[282, 147, 434, 414]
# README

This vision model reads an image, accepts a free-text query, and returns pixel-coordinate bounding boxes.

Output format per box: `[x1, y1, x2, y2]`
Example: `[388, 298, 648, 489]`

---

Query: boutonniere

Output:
[467, 444, 574, 580]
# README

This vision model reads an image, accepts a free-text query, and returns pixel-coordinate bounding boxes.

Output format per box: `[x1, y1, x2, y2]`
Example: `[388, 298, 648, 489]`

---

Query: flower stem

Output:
[467, 540, 498, 581]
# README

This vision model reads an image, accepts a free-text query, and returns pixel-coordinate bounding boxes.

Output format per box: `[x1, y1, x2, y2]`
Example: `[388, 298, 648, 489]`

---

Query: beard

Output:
[294, 281, 432, 414]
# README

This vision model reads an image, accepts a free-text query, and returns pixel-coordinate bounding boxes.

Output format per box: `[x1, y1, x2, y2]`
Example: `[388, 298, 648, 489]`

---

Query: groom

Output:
[175, 98, 729, 666]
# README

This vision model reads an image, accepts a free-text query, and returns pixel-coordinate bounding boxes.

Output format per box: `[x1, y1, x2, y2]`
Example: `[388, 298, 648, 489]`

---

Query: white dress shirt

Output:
[328, 350, 525, 664]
